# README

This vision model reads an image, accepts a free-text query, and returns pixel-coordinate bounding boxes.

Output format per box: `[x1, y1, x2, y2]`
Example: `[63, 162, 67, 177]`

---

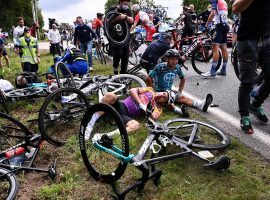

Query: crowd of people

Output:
[0, 0, 269, 135]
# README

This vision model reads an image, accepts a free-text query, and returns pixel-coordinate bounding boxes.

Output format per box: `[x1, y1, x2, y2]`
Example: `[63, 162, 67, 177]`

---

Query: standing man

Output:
[197, 4, 212, 31]
[47, 24, 61, 57]
[0, 37, 10, 72]
[17, 27, 40, 73]
[233, 0, 270, 134]
[13, 17, 25, 46]
[29, 22, 40, 38]
[178, 6, 194, 39]
[108, 0, 134, 75]
[74, 16, 97, 72]
[92, 13, 104, 41]
[202, 0, 229, 77]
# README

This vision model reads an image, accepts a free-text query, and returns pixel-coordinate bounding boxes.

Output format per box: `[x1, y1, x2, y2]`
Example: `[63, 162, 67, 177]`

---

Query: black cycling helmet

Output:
[166, 90, 177, 104]
[164, 49, 180, 58]
[160, 33, 173, 41]
[97, 13, 104, 17]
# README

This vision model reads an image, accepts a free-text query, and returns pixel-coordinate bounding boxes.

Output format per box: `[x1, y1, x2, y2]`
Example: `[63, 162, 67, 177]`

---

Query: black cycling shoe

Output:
[203, 94, 213, 112]
[249, 105, 269, 124]
[180, 105, 190, 118]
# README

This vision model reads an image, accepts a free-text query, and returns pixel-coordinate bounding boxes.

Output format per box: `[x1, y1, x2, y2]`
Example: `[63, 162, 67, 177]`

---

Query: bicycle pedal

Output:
[48, 160, 57, 180]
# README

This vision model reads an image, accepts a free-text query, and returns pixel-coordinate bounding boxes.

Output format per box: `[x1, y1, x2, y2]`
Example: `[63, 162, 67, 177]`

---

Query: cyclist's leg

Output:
[120, 44, 129, 74]
[217, 24, 229, 75]
[176, 94, 213, 112]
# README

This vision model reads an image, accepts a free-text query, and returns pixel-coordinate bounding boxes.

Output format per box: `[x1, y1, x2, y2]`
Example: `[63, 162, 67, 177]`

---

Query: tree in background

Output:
[0, 0, 44, 33]
[182, 0, 232, 17]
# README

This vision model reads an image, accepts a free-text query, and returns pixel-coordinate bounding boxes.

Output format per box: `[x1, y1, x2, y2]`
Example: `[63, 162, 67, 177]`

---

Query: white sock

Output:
[107, 129, 120, 137]
[86, 112, 101, 132]
[193, 99, 204, 110]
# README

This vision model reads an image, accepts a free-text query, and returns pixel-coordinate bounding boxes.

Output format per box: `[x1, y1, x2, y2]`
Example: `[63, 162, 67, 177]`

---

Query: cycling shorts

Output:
[112, 99, 133, 125]
[213, 23, 229, 45]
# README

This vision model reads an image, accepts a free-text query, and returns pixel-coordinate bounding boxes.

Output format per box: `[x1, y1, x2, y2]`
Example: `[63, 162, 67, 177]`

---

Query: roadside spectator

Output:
[108, 0, 134, 75]
[92, 13, 104, 40]
[197, 4, 212, 31]
[0, 37, 10, 72]
[233, 0, 270, 134]
[29, 22, 40, 38]
[17, 27, 40, 73]
[47, 24, 61, 57]
[178, 6, 193, 39]
[189, 4, 197, 31]
[13, 17, 25, 53]
[74, 16, 97, 72]
[202, 0, 229, 77]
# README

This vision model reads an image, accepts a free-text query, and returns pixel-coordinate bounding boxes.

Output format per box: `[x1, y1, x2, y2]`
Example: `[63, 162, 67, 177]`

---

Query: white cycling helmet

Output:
[131, 4, 140, 12]
[67, 44, 76, 51]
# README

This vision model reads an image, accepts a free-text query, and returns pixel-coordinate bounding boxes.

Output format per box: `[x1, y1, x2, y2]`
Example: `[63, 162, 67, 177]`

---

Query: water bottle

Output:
[5, 147, 26, 159]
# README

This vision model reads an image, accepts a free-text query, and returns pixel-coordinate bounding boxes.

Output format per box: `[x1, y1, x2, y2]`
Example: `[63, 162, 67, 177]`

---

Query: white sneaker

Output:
[91, 133, 103, 142]
[89, 67, 94, 71]
[201, 71, 216, 77]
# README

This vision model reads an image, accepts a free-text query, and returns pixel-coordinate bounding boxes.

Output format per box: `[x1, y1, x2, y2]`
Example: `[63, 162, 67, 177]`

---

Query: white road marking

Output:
[182, 91, 270, 146]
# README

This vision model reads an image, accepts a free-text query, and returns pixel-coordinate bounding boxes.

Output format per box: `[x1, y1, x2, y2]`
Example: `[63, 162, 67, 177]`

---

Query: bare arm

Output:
[178, 77, 186, 93]
[233, 0, 254, 14]
[145, 76, 154, 88]
[129, 88, 144, 105]
[206, 11, 215, 27]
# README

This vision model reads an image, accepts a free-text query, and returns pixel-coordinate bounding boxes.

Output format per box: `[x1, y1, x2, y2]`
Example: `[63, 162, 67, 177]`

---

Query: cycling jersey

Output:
[134, 11, 156, 41]
[210, 0, 228, 24]
[149, 62, 184, 91]
[122, 87, 162, 118]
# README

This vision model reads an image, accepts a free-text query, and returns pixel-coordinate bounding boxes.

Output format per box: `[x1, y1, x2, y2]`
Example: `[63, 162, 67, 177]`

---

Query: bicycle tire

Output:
[0, 168, 19, 200]
[164, 118, 230, 150]
[55, 62, 75, 89]
[104, 10, 130, 48]
[5, 87, 44, 98]
[102, 74, 146, 99]
[0, 112, 32, 152]
[102, 43, 109, 55]
[38, 87, 91, 146]
[130, 32, 143, 51]
[96, 47, 107, 65]
[0, 92, 9, 114]
[80, 103, 129, 183]
[191, 45, 222, 75]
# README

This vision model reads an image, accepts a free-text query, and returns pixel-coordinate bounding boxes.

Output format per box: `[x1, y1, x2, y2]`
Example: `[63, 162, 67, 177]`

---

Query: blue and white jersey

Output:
[211, 0, 228, 24]
[149, 62, 184, 91]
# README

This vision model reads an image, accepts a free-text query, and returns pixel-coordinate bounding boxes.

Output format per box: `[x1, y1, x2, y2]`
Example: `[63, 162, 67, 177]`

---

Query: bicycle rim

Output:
[164, 118, 230, 150]
[102, 74, 146, 100]
[0, 168, 19, 200]
[0, 112, 32, 152]
[80, 103, 129, 183]
[5, 87, 44, 98]
[38, 87, 90, 146]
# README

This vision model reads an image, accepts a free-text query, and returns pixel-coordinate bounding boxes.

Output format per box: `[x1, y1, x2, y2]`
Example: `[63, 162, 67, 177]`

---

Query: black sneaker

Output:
[240, 116, 254, 134]
[249, 105, 268, 124]
[180, 105, 190, 118]
[202, 94, 213, 112]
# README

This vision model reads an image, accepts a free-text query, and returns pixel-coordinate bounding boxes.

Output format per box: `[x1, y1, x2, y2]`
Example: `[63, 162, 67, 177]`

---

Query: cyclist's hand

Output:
[117, 14, 127, 21]
[139, 103, 147, 112]
[151, 112, 159, 121]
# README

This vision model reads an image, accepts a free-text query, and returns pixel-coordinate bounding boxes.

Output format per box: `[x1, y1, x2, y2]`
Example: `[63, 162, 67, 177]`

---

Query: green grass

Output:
[1, 51, 270, 199]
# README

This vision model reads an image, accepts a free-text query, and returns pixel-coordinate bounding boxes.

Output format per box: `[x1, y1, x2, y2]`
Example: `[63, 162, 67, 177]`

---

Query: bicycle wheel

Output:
[104, 10, 130, 47]
[102, 43, 109, 55]
[5, 87, 44, 98]
[0, 112, 32, 152]
[130, 32, 143, 51]
[102, 74, 146, 100]
[164, 118, 230, 150]
[96, 46, 107, 65]
[38, 87, 90, 146]
[80, 103, 129, 183]
[55, 62, 75, 89]
[191, 44, 222, 75]
[0, 168, 19, 200]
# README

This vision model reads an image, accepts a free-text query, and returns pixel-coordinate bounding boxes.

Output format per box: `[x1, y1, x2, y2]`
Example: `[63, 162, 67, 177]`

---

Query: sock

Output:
[107, 129, 120, 137]
[86, 112, 101, 131]
[210, 61, 218, 74]
[193, 99, 204, 110]
[173, 106, 183, 115]
[221, 60, 227, 72]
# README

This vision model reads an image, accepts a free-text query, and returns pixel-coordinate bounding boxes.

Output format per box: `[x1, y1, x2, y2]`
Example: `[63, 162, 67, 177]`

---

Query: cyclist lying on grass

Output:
[146, 49, 213, 114]
[85, 86, 188, 140]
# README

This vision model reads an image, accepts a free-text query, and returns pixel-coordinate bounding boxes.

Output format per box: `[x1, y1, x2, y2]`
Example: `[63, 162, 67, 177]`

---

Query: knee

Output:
[127, 120, 140, 132]
[101, 92, 117, 104]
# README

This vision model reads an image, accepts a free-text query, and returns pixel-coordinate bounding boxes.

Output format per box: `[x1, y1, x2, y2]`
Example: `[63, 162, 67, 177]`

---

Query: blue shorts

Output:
[213, 23, 229, 45]
[66, 60, 88, 75]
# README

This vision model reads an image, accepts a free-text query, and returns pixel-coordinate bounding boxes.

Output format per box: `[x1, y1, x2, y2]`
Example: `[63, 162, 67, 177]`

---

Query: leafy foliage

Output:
[0, 0, 44, 32]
